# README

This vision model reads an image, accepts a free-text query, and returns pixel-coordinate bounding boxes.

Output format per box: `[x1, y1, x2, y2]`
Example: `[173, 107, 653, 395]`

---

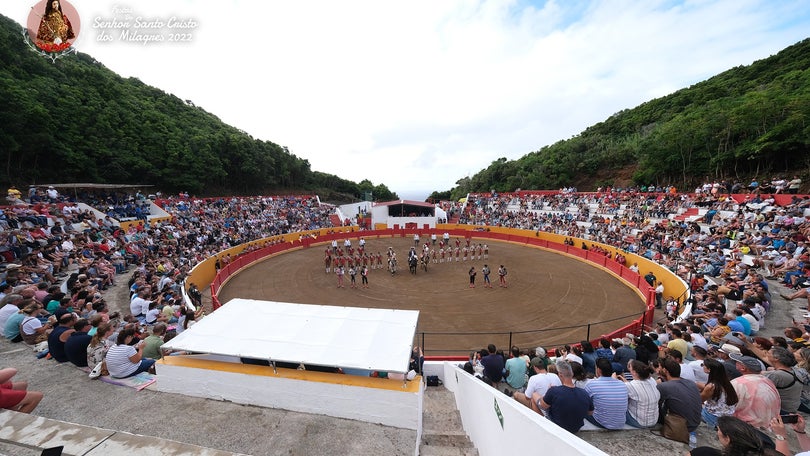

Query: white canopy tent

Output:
[162, 298, 420, 373]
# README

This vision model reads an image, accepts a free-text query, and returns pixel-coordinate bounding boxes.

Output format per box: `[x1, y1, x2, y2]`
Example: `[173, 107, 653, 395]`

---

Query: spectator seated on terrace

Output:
[0, 367, 43, 413]
[105, 327, 156, 378]
[584, 358, 628, 430]
[537, 360, 593, 434]
[47, 312, 78, 363]
[655, 357, 702, 433]
[513, 356, 559, 411]
[614, 359, 660, 428]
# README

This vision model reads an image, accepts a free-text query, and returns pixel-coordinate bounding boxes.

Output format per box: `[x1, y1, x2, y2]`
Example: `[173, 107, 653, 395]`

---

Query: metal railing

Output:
[416, 310, 652, 356]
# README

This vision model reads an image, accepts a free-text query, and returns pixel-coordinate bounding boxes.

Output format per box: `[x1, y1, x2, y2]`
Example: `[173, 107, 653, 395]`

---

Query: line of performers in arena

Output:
[323, 237, 490, 273]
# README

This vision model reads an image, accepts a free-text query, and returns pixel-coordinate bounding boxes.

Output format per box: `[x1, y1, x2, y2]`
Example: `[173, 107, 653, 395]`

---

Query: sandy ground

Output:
[218, 237, 644, 354]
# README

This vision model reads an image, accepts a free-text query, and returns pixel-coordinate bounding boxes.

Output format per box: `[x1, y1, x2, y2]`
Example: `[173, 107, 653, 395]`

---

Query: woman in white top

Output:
[617, 359, 660, 428]
[104, 327, 155, 378]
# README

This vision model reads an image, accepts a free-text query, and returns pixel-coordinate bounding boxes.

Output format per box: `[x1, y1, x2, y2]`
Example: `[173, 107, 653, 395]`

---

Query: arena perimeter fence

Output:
[196, 226, 689, 357]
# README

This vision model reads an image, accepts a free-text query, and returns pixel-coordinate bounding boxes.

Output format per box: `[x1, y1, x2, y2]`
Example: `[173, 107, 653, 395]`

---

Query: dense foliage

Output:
[3, 11, 807, 203]
[444, 38, 810, 199]
[0, 15, 395, 202]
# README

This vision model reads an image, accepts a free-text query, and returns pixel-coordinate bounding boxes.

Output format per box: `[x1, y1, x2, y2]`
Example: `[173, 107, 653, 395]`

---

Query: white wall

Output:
[387, 216, 436, 229]
[441, 362, 609, 456]
[155, 363, 423, 432]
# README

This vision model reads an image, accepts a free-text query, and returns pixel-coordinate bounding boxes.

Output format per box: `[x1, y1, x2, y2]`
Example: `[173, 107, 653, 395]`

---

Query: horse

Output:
[420, 253, 429, 272]
[408, 255, 418, 274]
[388, 257, 397, 275]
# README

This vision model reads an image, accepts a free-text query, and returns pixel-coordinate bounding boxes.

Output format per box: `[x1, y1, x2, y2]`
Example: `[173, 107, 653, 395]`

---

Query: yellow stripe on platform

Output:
[158, 356, 421, 392]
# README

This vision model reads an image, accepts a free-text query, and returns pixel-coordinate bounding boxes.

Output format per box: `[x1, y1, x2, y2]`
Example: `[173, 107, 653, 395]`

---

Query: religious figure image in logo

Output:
[27, 0, 81, 53]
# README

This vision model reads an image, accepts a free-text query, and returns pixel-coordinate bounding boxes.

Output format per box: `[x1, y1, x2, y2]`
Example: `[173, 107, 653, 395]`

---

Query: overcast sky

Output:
[5, 1, 809, 200]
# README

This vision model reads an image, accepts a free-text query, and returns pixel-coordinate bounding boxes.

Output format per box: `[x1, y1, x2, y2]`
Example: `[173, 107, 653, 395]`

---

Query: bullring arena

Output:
[217, 235, 645, 354]
[2, 189, 807, 456]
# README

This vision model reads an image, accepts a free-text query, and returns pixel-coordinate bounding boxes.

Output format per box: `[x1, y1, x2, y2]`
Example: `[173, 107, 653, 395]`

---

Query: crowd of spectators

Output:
[4, 182, 810, 453]
[0, 190, 336, 413]
[453, 184, 810, 453]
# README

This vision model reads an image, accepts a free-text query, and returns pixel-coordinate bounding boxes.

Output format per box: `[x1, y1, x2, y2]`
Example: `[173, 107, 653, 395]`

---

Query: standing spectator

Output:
[655, 281, 664, 309]
[46, 186, 59, 202]
[187, 283, 202, 309]
[584, 358, 628, 429]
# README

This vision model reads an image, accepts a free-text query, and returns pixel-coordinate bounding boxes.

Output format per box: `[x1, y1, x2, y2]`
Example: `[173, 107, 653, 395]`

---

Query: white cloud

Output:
[4, 0, 809, 200]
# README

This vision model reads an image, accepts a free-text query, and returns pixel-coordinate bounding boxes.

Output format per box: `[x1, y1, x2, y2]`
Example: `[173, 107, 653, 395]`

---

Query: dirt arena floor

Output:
[218, 236, 646, 355]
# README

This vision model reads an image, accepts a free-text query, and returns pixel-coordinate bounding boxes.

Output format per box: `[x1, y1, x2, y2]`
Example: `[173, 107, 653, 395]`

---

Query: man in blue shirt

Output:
[584, 358, 628, 429]
[480, 344, 504, 387]
[540, 360, 593, 433]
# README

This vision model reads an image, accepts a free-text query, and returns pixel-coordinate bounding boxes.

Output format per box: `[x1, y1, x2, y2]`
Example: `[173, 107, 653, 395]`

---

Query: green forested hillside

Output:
[3, 11, 808, 202]
[0, 15, 396, 201]
[441, 38, 810, 199]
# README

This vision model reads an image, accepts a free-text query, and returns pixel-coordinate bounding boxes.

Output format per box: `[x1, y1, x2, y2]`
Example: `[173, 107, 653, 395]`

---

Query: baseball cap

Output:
[729, 354, 763, 372]
[530, 357, 548, 369]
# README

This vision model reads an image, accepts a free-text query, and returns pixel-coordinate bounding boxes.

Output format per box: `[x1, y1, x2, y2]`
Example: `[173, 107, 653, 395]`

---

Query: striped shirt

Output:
[585, 376, 628, 429]
[105, 344, 139, 378]
[625, 378, 660, 427]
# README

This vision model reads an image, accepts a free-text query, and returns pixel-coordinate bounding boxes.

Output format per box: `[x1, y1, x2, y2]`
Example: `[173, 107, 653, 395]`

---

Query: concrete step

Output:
[418, 444, 479, 456]
[421, 430, 475, 447]
[421, 386, 478, 455]
[422, 387, 464, 432]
